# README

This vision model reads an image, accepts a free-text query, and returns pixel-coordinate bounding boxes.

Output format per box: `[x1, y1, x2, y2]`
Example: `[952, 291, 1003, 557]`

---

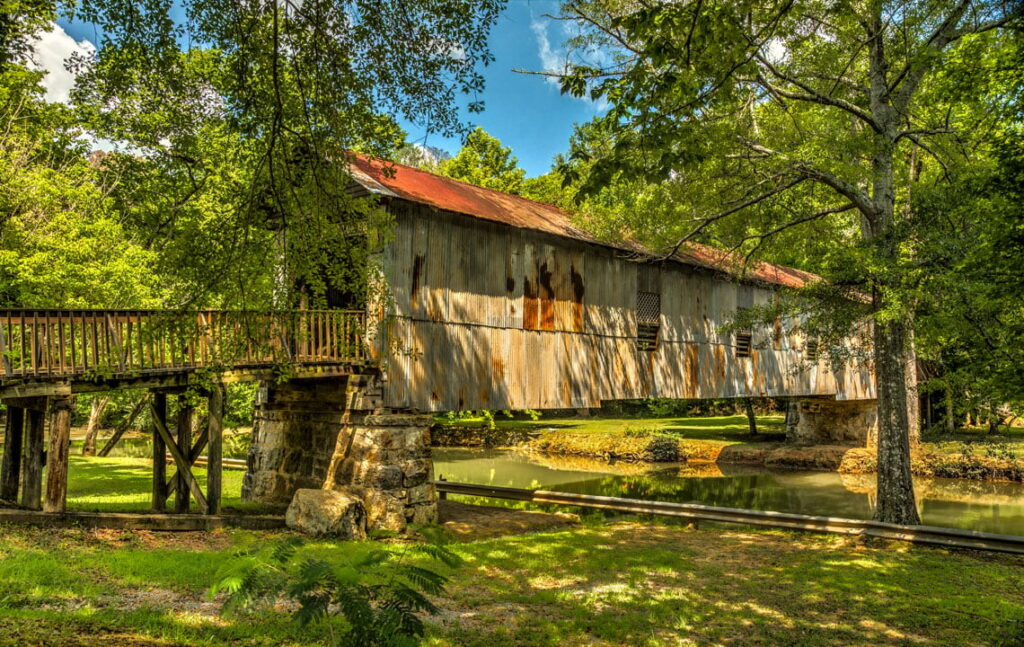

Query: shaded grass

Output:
[0, 520, 1023, 646]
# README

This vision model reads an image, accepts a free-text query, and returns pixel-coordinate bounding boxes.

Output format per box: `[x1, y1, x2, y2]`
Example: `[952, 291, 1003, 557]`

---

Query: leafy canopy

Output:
[439, 126, 527, 194]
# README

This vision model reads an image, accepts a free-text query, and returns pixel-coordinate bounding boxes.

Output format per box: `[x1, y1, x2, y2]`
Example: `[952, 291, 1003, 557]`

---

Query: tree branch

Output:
[755, 54, 881, 132]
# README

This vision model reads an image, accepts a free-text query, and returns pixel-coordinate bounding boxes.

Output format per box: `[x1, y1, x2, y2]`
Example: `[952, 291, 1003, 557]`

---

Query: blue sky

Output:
[49, 0, 603, 177]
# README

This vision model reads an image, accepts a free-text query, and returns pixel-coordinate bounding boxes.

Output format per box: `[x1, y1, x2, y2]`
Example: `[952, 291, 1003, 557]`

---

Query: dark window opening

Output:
[736, 332, 753, 358]
[637, 290, 661, 352]
[805, 339, 819, 362]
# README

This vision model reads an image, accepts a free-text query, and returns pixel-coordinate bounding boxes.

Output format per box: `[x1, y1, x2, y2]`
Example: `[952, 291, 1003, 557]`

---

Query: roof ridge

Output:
[348, 152, 821, 290]
[352, 152, 572, 215]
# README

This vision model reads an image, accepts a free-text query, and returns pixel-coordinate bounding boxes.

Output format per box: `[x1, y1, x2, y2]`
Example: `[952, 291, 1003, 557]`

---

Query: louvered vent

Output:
[805, 339, 819, 362]
[736, 332, 753, 358]
[636, 291, 660, 352]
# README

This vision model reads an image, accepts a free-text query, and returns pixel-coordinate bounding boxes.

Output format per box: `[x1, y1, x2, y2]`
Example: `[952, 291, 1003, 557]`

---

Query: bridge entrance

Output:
[0, 308, 380, 518]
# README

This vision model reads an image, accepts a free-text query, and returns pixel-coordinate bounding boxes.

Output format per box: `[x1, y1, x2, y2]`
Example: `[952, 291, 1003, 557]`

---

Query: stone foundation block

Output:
[243, 378, 438, 533]
[788, 398, 878, 445]
[286, 489, 367, 539]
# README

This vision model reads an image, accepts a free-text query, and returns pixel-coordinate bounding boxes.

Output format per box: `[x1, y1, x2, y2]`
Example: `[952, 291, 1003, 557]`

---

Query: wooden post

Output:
[206, 384, 224, 515]
[151, 392, 168, 512]
[20, 409, 44, 510]
[44, 396, 74, 512]
[0, 406, 24, 502]
[175, 395, 193, 513]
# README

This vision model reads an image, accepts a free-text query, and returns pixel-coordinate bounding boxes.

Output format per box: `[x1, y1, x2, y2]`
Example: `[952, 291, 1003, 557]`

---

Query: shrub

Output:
[211, 527, 462, 646]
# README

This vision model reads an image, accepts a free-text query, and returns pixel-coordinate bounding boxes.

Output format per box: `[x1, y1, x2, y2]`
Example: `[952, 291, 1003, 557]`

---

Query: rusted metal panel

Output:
[382, 316, 411, 409]
[376, 200, 876, 412]
[426, 213, 450, 322]
[349, 154, 821, 290]
[409, 214, 431, 320]
[505, 229, 524, 329]
[385, 203, 414, 318]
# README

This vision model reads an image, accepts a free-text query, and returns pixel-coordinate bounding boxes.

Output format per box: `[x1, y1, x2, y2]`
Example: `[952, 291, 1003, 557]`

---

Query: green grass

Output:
[439, 413, 787, 443]
[0, 520, 1022, 646]
[43, 455, 257, 513]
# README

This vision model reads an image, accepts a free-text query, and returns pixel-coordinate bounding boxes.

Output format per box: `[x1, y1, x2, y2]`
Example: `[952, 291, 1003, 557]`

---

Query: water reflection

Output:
[433, 448, 1024, 536]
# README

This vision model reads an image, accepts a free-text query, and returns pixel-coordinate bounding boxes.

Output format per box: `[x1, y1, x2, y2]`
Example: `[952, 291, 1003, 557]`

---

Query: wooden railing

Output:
[0, 309, 367, 381]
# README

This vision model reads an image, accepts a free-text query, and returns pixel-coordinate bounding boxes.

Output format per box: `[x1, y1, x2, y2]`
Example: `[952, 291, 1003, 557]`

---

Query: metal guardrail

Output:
[435, 481, 1024, 555]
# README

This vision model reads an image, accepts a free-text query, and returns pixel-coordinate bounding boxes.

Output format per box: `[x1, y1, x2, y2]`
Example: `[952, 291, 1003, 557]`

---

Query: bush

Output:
[211, 527, 462, 646]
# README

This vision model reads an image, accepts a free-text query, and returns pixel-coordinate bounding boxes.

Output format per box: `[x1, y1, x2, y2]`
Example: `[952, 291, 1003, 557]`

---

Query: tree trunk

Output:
[744, 398, 758, 436]
[945, 387, 955, 433]
[904, 331, 920, 446]
[81, 396, 110, 457]
[873, 317, 921, 525]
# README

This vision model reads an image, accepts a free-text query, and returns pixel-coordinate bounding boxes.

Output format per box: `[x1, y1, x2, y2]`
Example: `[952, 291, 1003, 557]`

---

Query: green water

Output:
[433, 447, 1024, 536]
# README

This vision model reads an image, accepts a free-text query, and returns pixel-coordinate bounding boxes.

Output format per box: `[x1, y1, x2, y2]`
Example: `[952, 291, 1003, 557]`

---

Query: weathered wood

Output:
[44, 396, 74, 512]
[174, 396, 194, 513]
[151, 392, 168, 512]
[206, 384, 224, 515]
[150, 398, 207, 512]
[98, 393, 151, 457]
[20, 409, 44, 510]
[0, 406, 24, 501]
[0, 507, 286, 531]
[0, 309, 366, 387]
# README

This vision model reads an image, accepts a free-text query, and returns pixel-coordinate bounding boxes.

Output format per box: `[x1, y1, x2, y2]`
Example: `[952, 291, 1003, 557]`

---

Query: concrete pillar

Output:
[242, 375, 435, 532]
[790, 398, 879, 446]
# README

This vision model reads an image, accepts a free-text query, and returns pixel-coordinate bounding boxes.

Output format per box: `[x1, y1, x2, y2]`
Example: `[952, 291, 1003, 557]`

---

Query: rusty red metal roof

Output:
[349, 154, 819, 289]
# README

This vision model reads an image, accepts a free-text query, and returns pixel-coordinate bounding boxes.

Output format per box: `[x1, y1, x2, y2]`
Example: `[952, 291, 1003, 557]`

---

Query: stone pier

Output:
[786, 398, 879, 445]
[242, 376, 436, 532]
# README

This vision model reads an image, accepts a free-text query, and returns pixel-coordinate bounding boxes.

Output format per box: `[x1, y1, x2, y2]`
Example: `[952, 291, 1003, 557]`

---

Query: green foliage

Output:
[212, 529, 462, 646]
[438, 127, 526, 194]
[56, 0, 505, 310]
[0, 64, 161, 307]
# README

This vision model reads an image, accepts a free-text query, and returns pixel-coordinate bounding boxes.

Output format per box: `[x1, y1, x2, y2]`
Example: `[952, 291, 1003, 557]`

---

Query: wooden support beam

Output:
[175, 396, 193, 513]
[206, 384, 224, 515]
[151, 392, 168, 512]
[44, 395, 74, 512]
[20, 409, 44, 510]
[98, 392, 150, 457]
[150, 398, 207, 512]
[0, 406, 24, 502]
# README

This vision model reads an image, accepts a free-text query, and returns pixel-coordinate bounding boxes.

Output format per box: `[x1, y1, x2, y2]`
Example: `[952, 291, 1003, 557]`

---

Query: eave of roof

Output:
[348, 153, 819, 290]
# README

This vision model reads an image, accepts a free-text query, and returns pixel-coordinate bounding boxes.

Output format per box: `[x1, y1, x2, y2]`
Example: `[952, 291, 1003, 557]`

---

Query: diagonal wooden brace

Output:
[150, 401, 207, 511]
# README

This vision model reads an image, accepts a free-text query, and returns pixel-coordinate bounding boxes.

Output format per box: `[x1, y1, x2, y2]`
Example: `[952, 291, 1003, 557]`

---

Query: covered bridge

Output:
[348, 155, 876, 413]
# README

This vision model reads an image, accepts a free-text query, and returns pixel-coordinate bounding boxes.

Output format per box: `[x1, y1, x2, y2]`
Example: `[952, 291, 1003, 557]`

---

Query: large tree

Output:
[62, 0, 504, 308]
[554, 0, 1022, 524]
[439, 126, 527, 194]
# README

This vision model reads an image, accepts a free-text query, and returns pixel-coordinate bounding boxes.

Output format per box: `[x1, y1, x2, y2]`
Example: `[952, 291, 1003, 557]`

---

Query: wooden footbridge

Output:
[0, 308, 368, 516]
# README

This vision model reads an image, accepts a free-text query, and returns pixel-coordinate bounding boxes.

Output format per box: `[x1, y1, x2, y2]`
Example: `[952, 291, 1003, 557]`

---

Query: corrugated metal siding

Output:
[378, 202, 876, 412]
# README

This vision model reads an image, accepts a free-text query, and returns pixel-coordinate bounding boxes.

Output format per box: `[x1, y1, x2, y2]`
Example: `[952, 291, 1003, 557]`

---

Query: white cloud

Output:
[28, 23, 95, 103]
[530, 17, 566, 89]
[530, 16, 610, 112]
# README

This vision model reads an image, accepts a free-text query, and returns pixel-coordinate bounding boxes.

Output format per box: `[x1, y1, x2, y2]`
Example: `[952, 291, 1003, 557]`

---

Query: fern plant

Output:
[211, 527, 462, 646]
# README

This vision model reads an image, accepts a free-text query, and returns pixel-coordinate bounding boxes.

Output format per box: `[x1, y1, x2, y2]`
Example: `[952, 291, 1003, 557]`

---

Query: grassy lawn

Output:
[15, 455, 256, 514]
[440, 413, 786, 442]
[0, 520, 1022, 646]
